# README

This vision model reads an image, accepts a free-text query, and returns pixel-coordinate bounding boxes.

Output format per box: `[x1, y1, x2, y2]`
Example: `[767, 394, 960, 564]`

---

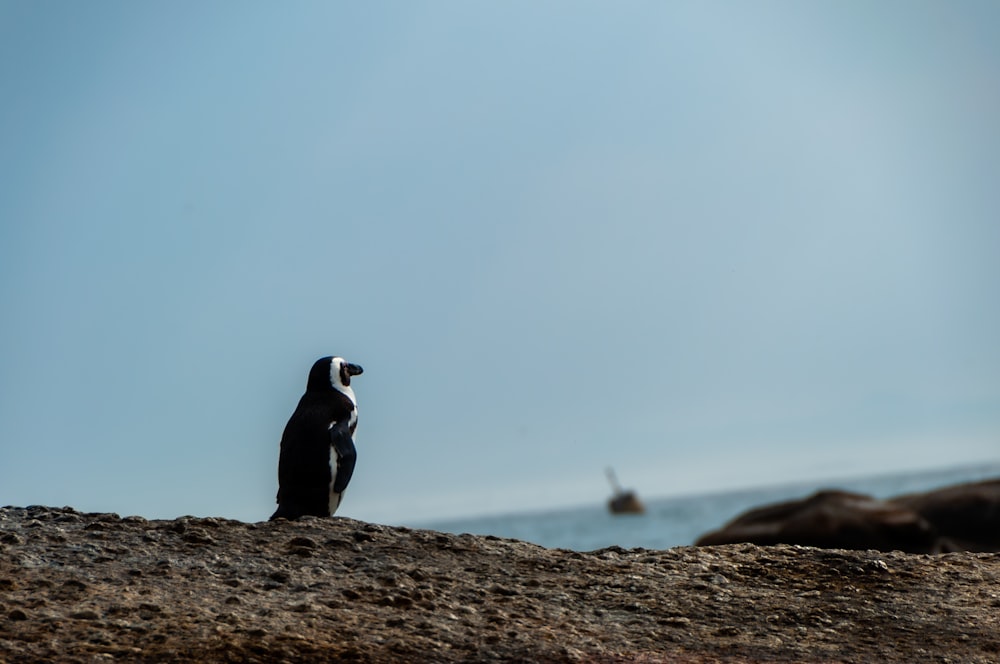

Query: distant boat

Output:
[605, 467, 645, 515]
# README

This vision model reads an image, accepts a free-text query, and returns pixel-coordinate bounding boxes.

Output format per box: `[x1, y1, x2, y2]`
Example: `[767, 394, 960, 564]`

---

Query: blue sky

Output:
[2, 1, 998, 524]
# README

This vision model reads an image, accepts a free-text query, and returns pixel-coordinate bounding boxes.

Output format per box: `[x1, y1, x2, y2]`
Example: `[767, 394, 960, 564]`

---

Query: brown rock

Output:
[891, 478, 1000, 551]
[1, 505, 999, 663]
[695, 489, 940, 553]
[69, 609, 100, 620]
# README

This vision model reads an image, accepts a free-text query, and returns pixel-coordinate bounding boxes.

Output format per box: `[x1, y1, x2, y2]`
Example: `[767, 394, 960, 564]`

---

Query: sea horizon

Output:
[416, 459, 1000, 552]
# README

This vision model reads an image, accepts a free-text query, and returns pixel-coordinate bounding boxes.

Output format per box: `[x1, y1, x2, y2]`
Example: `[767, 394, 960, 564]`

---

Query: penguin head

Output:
[332, 356, 364, 388]
[307, 356, 364, 392]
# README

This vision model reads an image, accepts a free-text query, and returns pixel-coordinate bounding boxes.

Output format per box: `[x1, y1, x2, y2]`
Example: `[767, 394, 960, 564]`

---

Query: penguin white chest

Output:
[326, 409, 357, 516]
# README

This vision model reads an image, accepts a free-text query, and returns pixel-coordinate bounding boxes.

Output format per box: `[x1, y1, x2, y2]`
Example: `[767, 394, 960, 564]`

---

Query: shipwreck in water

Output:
[605, 467, 645, 515]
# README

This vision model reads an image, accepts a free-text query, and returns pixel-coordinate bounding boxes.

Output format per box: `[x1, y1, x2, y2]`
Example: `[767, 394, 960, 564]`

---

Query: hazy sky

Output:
[2, 1, 998, 525]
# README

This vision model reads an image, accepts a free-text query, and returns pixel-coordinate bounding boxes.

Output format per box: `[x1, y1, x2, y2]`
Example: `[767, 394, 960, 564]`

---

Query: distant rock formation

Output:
[695, 489, 939, 553]
[891, 478, 1000, 552]
[696, 478, 1000, 553]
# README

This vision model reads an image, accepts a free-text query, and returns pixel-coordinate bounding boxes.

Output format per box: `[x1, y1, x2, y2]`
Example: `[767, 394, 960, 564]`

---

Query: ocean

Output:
[418, 462, 1000, 552]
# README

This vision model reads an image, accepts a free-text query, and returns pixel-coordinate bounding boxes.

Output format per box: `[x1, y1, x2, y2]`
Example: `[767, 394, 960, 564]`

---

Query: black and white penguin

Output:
[270, 356, 364, 520]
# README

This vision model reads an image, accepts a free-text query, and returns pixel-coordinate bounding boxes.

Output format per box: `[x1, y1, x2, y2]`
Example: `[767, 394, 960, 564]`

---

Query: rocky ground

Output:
[2, 506, 999, 663]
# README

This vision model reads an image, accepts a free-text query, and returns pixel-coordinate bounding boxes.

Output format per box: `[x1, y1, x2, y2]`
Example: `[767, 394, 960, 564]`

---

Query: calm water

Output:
[419, 462, 1000, 552]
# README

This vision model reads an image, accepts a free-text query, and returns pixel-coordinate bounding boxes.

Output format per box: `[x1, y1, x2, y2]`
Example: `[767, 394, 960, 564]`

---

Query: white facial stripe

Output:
[328, 356, 358, 407]
[329, 357, 342, 389]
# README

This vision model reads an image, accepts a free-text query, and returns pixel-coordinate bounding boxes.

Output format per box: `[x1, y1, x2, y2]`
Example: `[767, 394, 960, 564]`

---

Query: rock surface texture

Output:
[2, 506, 999, 663]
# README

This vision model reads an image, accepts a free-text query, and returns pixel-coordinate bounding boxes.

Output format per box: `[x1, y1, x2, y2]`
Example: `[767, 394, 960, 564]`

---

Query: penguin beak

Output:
[345, 363, 363, 377]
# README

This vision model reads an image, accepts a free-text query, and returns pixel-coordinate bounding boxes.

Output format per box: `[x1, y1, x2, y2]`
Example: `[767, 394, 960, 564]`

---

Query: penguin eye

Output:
[339, 363, 351, 387]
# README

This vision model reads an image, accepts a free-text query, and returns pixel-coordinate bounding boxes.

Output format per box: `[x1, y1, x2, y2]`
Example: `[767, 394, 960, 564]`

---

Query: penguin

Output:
[270, 356, 364, 520]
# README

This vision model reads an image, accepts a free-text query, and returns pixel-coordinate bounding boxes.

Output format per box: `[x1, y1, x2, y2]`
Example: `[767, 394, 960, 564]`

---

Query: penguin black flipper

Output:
[331, 419, 357, 494]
